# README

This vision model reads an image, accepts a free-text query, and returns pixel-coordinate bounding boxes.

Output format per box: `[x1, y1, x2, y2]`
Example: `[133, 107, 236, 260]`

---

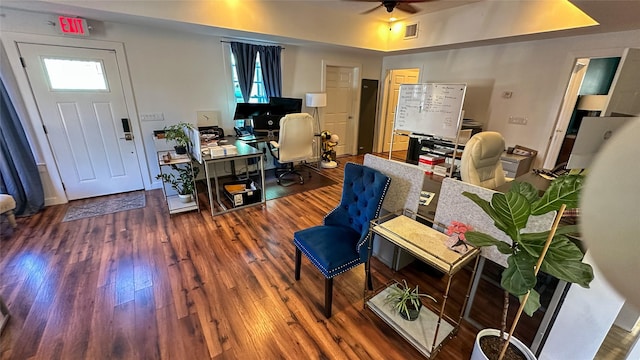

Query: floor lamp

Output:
[305, 93, 327, 168]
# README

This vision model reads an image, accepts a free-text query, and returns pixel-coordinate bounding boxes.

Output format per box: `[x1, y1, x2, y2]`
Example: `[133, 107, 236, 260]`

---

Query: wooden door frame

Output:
[541, 48, 624, 169]
[321, 60, 361, 156]
[375, 67, 421, 153]
[1, 32, 150, 205]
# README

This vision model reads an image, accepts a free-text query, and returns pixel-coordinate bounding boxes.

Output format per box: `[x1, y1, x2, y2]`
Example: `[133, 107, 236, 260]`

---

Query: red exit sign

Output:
[57, 16, 89, 36]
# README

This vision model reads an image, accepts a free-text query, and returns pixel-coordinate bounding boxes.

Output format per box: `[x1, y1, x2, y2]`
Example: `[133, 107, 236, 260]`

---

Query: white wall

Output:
[381, 29, 640, 167]
[0, 7, 383, 203]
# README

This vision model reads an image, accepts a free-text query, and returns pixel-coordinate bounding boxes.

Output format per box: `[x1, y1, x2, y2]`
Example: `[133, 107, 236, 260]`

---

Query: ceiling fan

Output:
[348, 0, 434, 15]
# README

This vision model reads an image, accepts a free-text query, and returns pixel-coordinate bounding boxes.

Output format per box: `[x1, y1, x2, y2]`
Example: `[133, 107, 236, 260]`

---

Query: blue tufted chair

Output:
[293, 162, 391, 318]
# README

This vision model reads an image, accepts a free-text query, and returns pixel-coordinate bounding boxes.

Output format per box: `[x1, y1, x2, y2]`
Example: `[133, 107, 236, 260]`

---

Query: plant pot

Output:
[174, 145, 187, 155]
[398, 302, 422, 321]
[178, 193, 193, 203]
[470, 329, 536, 360]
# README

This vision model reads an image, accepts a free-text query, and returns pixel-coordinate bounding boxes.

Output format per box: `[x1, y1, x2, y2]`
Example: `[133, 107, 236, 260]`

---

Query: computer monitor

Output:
[233, 103, 271, 120]
[269, 97, 302, 116]
[566, 116, 635, 169]
[252, 114, 282, 133]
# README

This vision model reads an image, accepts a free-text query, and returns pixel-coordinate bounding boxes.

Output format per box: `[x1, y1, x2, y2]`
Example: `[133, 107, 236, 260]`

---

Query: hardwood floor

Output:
[0, 154, 632, 359]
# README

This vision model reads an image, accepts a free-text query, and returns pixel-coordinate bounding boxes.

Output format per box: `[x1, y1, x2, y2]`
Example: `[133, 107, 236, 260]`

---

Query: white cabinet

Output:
[501, 152, 533, 178]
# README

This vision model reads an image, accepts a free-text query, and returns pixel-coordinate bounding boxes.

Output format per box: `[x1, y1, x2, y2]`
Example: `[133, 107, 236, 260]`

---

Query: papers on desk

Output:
[419, 191, 435, 206]
[209, 145, 237, 156]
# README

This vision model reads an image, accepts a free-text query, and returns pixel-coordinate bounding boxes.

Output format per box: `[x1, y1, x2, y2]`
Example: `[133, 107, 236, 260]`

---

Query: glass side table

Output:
[365, 210, 481, 358]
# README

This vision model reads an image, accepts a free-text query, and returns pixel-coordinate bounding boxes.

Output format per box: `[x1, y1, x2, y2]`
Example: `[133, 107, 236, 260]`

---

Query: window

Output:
[230, 52, 268, 103]
[43, 58, 108, 91]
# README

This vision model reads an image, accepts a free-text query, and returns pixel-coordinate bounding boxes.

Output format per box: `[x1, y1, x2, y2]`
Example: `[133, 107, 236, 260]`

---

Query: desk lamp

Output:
[306, 93, 327, 166]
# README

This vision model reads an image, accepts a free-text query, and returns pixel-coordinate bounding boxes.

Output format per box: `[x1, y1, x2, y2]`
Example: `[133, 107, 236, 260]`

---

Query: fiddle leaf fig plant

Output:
[462, 174, 594, 317]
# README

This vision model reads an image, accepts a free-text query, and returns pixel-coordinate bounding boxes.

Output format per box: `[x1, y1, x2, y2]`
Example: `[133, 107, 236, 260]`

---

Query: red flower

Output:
[446, 221, 472, 241]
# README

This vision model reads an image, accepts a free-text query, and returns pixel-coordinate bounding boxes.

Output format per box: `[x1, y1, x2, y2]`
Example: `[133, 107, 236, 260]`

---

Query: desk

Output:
[201, 139, 265, 216]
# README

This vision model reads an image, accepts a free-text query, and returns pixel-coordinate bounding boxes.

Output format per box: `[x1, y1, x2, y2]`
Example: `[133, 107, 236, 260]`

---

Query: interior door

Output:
[18, 43, 143, 200]
[324, 66, 355, 156]
[382, 68, 419, 152]
[543, 59, 589, 169]
[603, 48, 640, 117]
[357, 79, 378, 155]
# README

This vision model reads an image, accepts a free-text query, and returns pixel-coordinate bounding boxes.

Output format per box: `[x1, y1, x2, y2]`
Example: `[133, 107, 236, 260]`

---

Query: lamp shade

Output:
[306, 93, 327, 108]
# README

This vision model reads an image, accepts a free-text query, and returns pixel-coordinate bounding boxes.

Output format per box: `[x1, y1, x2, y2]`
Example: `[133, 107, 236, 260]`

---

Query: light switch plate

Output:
[140, 112, 164, 121]
[508, 116, 528, 125]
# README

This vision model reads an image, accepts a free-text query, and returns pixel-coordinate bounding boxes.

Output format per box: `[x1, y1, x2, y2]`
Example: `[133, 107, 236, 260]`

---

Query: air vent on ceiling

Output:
[404, 23, 418, 39]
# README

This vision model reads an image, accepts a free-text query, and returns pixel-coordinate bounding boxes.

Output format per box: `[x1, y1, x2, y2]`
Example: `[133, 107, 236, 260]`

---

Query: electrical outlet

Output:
[508, 116, 528, 125]
[140, 112, 164, 121]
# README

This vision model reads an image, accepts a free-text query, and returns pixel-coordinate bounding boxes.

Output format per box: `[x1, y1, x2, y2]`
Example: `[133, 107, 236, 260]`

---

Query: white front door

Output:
[18, 43, 143, 200]
[382, 68, 419, 152]
[324, 66, 355, 156]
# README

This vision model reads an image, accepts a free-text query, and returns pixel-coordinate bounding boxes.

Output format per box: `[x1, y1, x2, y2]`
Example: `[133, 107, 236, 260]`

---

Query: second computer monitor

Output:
[269, 97, 302, 116]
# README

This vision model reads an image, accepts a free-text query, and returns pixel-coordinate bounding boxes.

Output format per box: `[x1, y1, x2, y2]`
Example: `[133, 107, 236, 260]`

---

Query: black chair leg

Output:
[295, 248, 301, 280]
[324, 277, 333, 318]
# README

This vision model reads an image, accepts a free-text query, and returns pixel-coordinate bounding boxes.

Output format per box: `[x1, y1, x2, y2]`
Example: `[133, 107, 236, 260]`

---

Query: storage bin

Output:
[223, 179, 261, 207]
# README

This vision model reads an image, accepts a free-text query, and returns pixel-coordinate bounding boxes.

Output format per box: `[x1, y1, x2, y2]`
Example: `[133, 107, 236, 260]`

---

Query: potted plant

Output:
[155, 164, 199, 202]
[163, 122, 194, 154]
[462, 174, 594, 360]
[384, 279, 436, 321]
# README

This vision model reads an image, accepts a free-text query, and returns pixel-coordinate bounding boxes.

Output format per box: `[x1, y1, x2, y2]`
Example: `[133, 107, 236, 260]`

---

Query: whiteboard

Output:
[393, 83, 467, 139]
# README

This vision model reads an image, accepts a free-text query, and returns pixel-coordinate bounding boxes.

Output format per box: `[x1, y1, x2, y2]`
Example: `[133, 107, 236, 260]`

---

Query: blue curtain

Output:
[259, 45, 282, 99]
[230, 42, 259, 103]
[0, 78, 44, 216]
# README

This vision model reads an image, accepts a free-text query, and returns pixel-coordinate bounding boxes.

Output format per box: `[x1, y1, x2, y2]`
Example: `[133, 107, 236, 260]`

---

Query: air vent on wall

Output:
[404, 23, 418, 39]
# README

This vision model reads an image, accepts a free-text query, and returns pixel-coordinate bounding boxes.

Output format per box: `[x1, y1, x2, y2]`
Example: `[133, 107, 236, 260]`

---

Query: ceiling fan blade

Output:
[360, 4, 384, 14]
[395, 2, 419, 14]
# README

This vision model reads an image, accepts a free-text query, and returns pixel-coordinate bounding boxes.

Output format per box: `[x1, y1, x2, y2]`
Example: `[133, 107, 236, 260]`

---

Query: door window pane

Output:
[43, 58, 108, 90]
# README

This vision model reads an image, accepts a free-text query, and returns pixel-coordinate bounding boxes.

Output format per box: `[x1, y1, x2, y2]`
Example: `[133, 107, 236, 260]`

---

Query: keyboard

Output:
[533, 168, 558, 179]
[239, 135, 258, 141]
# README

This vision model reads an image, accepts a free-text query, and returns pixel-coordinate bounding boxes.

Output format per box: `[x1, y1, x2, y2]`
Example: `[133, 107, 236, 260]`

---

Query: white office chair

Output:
[459, 131, 506, 189]
[268, 113, 315, 186]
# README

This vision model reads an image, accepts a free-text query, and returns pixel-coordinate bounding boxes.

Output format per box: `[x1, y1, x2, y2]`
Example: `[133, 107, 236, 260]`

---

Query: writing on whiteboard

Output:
[394, 83, 466, 139]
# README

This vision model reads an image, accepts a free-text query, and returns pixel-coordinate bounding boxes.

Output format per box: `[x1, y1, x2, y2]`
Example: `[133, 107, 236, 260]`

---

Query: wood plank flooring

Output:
[0, 154, 632, 359]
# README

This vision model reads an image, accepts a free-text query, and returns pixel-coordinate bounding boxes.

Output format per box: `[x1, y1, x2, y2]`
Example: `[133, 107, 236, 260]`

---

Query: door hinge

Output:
[43, 125, 48, 134]
[20, 57, 26, 68]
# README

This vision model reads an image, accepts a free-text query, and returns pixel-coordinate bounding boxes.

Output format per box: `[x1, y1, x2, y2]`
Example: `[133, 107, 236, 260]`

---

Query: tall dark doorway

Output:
[357, 79, 378, 155]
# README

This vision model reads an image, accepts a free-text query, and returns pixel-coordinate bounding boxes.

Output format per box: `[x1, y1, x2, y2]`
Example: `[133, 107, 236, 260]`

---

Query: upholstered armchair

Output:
[459, 131, 507, 189]
[293, 162, 391, 318]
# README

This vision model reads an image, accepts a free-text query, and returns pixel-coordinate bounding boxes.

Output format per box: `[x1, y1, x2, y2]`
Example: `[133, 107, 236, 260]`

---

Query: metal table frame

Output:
[201, 140, 266, 216]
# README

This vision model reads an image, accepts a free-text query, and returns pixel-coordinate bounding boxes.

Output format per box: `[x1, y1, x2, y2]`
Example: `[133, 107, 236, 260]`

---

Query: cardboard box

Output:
[209, 145, 238, 156]
[418, 154, 445, 174]
[418, 154, 445, 165]
[223, 180, 261, 207]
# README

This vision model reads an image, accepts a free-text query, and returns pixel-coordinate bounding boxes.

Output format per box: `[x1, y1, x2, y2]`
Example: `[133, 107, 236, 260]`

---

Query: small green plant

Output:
[384, 279, 436, 320]
[156, 164, 199, 195]
[163, 122, 194, 149]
